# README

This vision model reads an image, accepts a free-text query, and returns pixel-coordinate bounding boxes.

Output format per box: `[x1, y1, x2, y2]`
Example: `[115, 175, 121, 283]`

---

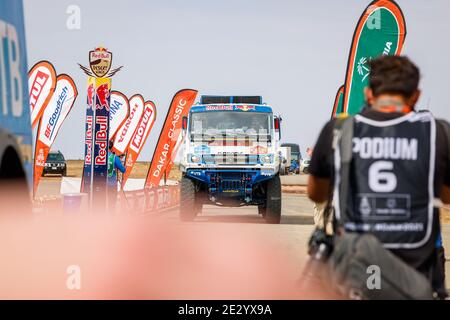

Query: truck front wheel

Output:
[180, 177, 199, 222]
[264, 175, 282, 224]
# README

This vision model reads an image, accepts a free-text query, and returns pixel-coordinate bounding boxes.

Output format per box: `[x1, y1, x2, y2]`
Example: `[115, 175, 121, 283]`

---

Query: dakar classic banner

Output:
[342, 0, 406, 115]
[122, 101, 156, 187]
[109, 91, 130, 141]
[145, 89, 197, 188]
[28, 61, 57, 129]
[112, 94, 145, 155]
[331, 85, 344, 118]
[163, 133, 184, 183]
[33, 74, 78, 195]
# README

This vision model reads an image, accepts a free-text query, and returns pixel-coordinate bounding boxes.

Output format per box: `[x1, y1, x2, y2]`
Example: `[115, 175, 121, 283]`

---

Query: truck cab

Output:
[179, 95, 282, 223]
[0, 0, 32, 210]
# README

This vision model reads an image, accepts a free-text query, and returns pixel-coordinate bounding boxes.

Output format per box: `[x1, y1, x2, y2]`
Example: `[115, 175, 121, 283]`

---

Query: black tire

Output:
[264, 175, 282, 224]
[179, 177, 198, 222]
[62, 169, 67, 177]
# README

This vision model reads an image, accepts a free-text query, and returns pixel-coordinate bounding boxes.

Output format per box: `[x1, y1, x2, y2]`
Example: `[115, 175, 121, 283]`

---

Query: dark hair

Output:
[369, 56, 420, 99]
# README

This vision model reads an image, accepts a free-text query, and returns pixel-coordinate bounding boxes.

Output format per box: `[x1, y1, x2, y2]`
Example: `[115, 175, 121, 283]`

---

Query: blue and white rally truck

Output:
[180, 96, 282, 223]
[0, 0, 32, 208]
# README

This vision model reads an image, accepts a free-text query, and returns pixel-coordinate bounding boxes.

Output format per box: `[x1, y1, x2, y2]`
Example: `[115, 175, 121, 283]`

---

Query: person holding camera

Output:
[306, 56, 450, 299]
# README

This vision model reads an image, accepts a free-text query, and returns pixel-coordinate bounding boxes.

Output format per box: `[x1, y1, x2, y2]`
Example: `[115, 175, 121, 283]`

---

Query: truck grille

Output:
[202, 154, 258, 165]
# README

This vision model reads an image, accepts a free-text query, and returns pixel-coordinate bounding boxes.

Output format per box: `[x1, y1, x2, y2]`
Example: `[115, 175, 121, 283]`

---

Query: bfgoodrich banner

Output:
[343, 0, 406, 115]
[33, 74, 77, 195]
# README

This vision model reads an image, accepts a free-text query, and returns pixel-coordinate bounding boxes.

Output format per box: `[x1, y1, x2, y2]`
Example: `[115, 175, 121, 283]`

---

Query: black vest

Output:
[334, 112, 436, 249]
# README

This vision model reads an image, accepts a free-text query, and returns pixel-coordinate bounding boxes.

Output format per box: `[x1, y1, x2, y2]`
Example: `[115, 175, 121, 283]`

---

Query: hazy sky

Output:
[23, 0, 450, 160]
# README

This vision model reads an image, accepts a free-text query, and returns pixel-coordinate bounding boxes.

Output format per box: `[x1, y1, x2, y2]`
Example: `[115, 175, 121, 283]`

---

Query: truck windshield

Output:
[190, 112, 272, 142]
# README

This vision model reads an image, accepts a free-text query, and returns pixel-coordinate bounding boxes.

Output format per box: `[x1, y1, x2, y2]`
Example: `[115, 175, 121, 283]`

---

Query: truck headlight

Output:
[191, 154, 201, 163]
[260, 155, 272, 164]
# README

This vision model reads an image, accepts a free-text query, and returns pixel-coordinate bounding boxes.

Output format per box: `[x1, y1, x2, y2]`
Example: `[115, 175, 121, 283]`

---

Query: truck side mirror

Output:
[182, 116, 188, 130]
[274, 117, 281, 139]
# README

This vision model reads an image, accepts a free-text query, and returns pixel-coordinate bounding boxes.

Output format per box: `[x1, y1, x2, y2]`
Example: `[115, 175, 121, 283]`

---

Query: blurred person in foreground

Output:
[307, 56, 450, 299]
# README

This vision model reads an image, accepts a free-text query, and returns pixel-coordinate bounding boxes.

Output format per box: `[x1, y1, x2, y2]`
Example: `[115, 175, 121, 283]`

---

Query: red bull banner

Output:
[343, 0, 406, 115]
[122, 101, 156, 186]
[112, 94, 144, 155]
[331, 85, 344, 118]
[109, 91, 130, 141]
[81, 76, 96, 193]
[91, 77, 111, 205]
[33, 74, 78, 195]
[145, 89, 197, 188]
[28, 61, 57, 128]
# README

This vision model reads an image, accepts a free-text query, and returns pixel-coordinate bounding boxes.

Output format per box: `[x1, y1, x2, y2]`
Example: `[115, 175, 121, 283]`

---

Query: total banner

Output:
[145, 89, 197, 188]
[331, 85, 344, 118]
[112, 94, 145, 155]
[81, 76, 96, 193]
[33, 74, 78, 195]
[109, 91, 130, 141]
[342, 0, 406, 115]
[28, 61, 57, 129]
[122, 101, 156, 187]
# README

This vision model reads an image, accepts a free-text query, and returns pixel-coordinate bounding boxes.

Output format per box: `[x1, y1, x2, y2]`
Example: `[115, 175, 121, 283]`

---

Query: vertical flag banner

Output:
[81, 76, 96, 193]
[331, 85, 344, 118]
[122, 101, 156, 187]
[109, 91, 130, 141]
[145, 89, 198, 188]
[112, 94, 145, 155]
[33, 74, 78, 195]
[343, 0, 406, 115]
[163, 133, 184, 182]
[28, 61, 57, 128]
[91, 77, 111, 204]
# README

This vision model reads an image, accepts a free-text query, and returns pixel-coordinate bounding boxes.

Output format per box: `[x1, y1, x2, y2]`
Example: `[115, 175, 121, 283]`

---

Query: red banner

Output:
[112, 94, 144, 155]
[33, 74, 78, 195]
[145, 89, 197, 188]
[122, 101, 156, 187]
[28, 61, 57, 128]
[164, 134, 184, 181]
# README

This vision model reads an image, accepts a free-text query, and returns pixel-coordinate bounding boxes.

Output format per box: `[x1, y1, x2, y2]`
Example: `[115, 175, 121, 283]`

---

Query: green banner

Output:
[331, 85, 344, 118]
[343, 0, 406, 115]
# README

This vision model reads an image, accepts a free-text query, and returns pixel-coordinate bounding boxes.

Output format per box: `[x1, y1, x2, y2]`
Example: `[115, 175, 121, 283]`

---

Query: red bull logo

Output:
[87, 83, 95, 108]
[235, 105, 255, 112]
[96, 83, 110, 110]
[94, 116, 108, 165]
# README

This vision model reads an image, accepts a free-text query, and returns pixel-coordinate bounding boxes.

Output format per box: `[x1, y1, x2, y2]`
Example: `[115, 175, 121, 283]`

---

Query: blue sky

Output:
[23, 0, 450, 159]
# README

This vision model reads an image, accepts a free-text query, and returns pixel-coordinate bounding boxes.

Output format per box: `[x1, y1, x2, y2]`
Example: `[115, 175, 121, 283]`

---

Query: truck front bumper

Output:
[185, 167, 277, 202]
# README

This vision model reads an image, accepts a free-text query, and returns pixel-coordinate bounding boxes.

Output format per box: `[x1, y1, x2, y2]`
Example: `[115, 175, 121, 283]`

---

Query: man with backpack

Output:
[307, 56, 450, 299]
